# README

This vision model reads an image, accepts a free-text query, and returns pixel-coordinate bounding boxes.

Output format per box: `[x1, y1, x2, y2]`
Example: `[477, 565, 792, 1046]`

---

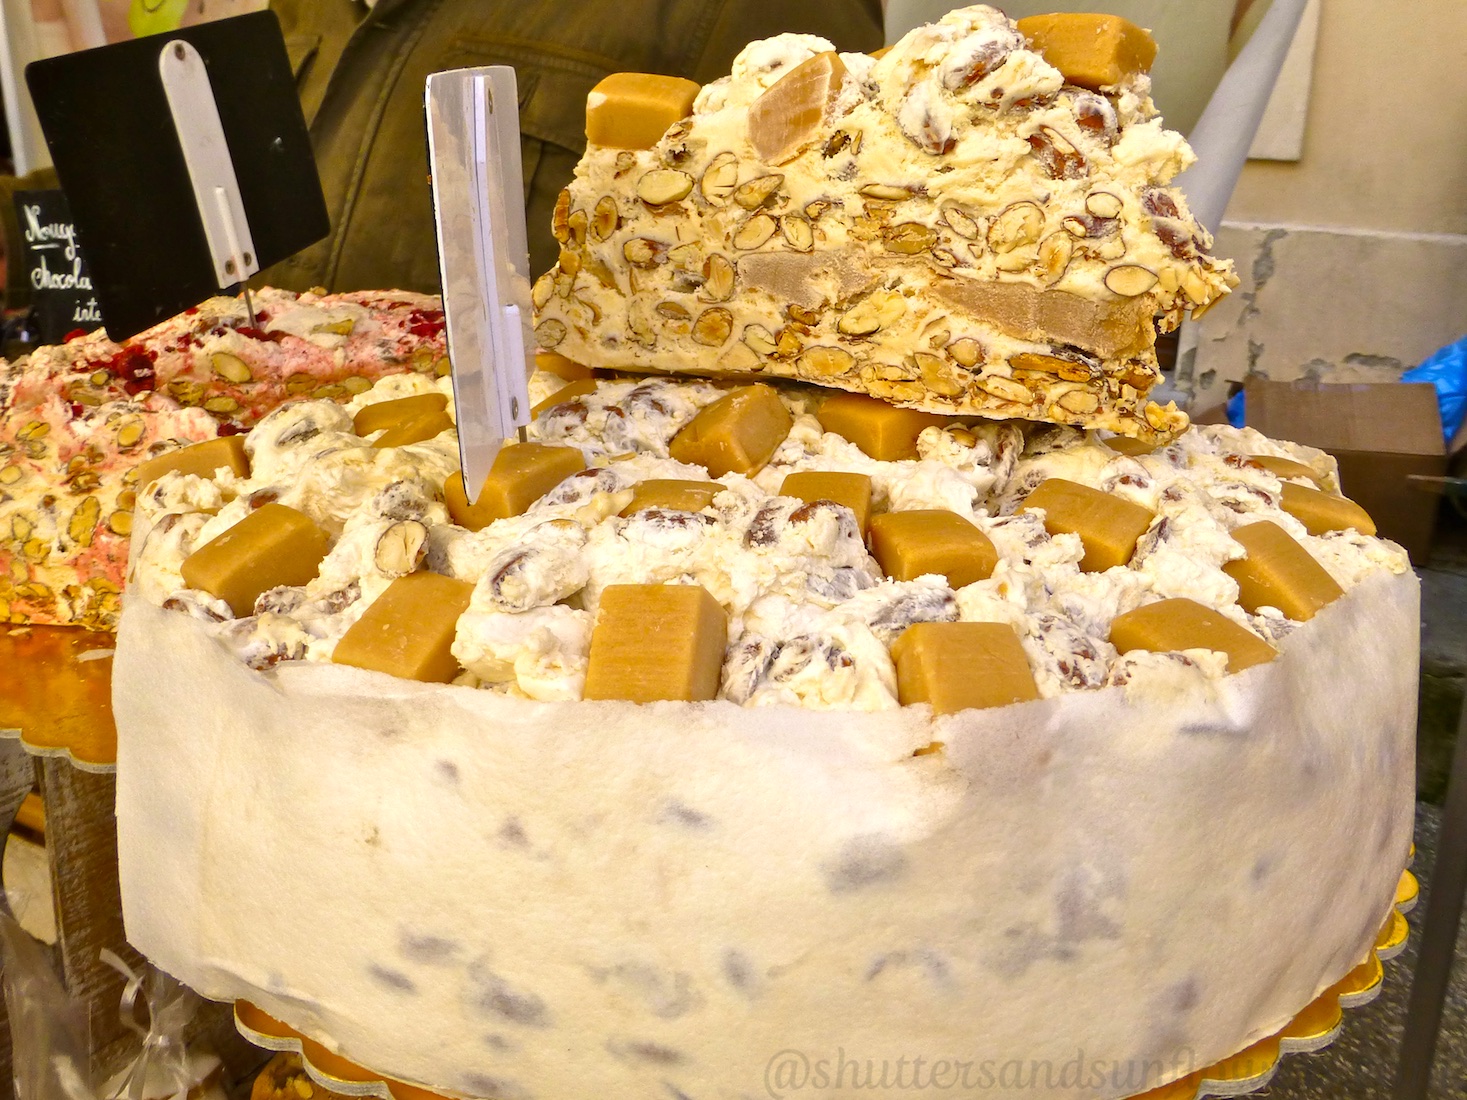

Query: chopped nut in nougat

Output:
[891, 621, 1039, 714]
[585, 72, 701, 150]
[1280, 482, 1377, 537]
[583, 584, 727, 702]
[446, 443, 586, 531]
[531, 379, 598, 418]
[868, 510, 998, 589]
[369, 404, 455, 449]
[134, 436, 249, 489]
[1020, 478, 1155, 572]
[779, 471, 873, 535]
[1104, 435, 1157, 458]
[331, 571, 474, 682]
[535, 351, 594, 381]
[1224, 521, 1344, 622]
[180, 503, 329, 616]
[815, 392, 948, 462]
[747, 51, 848, 164]
[353, 393, 449, 437]
[1016, 12, 1158, 91]
[1248, 454, 1325, 487]
[669, 385, 792, 476]
[1109, 598, 1277, 673]
[620, 479, 721, 517]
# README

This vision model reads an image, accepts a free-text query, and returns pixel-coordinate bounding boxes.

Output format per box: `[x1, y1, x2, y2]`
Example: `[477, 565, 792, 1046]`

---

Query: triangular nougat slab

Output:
[533, 5, 1236, 442]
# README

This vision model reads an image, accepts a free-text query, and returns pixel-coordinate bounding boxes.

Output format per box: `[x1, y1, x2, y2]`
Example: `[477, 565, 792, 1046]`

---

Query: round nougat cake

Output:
[115, 370, 1416, 1100]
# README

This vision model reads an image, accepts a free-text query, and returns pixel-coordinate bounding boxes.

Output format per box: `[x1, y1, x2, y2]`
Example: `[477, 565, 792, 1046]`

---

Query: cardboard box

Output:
[1245, 379, 1445, 564]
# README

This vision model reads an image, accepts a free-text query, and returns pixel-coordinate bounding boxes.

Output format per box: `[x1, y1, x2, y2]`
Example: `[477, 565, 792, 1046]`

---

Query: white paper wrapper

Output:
[114, 569, 1417, 1100]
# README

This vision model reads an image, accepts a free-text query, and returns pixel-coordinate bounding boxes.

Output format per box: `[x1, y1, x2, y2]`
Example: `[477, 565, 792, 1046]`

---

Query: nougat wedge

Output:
[533, 7, 1236, 443]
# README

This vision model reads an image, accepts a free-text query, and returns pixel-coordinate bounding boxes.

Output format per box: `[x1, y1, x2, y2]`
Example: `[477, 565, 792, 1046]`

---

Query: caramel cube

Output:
[1017, 12, 1158, 91]
[180, 503, 329, 616]
[1280, 482, 1377, 537]
[620, 479, 721, 517]
[868, 510, 998, 589]
[779, 471, 873, 535]
[1104, 435, 1157, 458]
[585, 72, 701, 150]
[331, 572, 474, 682]
[1247, 454, 1324, 487]
[1109, 598, 1277, 673]
[371, 409, 455, 449]
[535, 351, 595, 381]
[583, 584, 727, 702]
[815, 392, 947, 462]
[1223, 520, 1344, 622]
[446, 443, 586, 531]
[353, 393, 449, 437]
[748, 51, 848, 164]
[1020, 478, 1155, 572]
[134, 436, 249, 489]
[669, 385, 792, 477]
[891, 621, 1039, 714]
[531, 379, 598, 418]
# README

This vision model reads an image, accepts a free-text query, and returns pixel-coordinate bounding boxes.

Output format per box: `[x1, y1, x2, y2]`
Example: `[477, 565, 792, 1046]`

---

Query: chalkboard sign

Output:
[13, 188, 102, 343]
[25, 11, 328, 342]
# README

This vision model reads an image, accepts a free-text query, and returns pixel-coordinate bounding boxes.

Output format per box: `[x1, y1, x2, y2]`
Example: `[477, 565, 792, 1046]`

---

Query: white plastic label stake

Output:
[157, 39, 258, 289]
[425, 67, 534, 503]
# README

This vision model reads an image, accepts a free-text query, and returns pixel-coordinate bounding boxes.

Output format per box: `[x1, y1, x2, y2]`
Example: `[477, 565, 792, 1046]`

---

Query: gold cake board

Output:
[230, 868, 1419, 1100]
[0, 624, 118, 771]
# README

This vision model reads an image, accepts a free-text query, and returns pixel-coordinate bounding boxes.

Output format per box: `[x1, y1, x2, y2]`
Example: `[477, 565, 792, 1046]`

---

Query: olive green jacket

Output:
[264, 0, 883, 293]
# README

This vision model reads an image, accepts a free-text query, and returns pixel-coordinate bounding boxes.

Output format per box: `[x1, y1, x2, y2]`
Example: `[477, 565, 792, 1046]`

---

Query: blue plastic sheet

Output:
[1402, 337, 1467, 444]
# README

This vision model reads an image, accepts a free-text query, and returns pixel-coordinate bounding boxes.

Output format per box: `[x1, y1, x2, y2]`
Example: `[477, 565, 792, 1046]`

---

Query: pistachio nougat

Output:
[532, 5, 1236, 444]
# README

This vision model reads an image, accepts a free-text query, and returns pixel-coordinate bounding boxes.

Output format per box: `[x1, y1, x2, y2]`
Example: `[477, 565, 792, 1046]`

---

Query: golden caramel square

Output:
[669, 385, 792, 477]
[531, 379, 598, 419]
[332, 572, 475, 683]
[447, 443, 586, 531]
[180, 503, 329, 617]
[868, 510, 998, 589]
[748, 51, 848, 164]
[891, 621, 1039, 714]
[585, 72, 701, 150]
[1017, 12, 1157, 91]
[1020, 478, 1155, 572]
[1280, 482, 1377, 537]
[353, 393, 449, 437]
[535, 351, 595, 381]
[134, 435, 249, 490]
[583, 584, 727, 702]
[1247, 454, 1325, 487]
[779, 471, 873, 535]
[815, 392, 948, 462]
[1109, 598, 1277, 673]
[619, 479, 722, 517]
[1224, 521, 1344, 622]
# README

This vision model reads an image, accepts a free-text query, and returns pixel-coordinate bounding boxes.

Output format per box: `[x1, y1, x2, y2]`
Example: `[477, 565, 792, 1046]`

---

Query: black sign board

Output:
[25, 11, 328, 342]
[13, 188, 101, 343]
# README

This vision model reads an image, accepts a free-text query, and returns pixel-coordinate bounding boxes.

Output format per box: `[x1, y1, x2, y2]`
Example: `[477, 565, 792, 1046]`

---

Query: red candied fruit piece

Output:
[64, 328, 89, 342]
